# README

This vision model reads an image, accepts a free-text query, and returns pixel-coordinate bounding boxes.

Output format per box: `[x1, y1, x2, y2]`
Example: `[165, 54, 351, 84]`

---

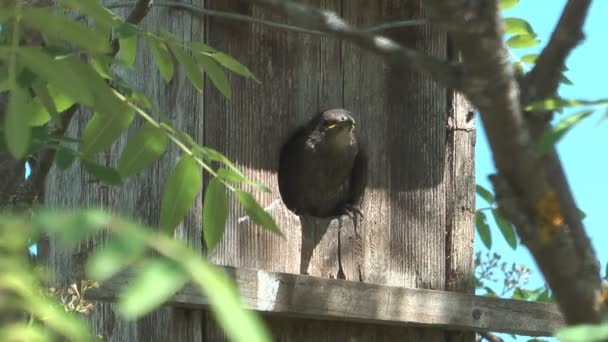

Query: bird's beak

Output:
[328, 120, 354, 130]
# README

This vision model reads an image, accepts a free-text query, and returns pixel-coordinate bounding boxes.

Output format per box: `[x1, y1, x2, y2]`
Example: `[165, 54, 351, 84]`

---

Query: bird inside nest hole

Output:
[277, 108, 367, 222]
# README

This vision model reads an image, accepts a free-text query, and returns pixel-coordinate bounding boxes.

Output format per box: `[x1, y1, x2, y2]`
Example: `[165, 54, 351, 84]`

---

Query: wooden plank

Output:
[88, 266, 564, 336]
[44, 2, 207, 341]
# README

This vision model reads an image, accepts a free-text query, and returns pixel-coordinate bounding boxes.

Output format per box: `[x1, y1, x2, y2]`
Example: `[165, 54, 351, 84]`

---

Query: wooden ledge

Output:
[88, 266, 564, 336]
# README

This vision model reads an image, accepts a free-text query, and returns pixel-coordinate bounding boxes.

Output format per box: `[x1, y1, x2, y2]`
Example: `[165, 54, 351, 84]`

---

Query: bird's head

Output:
[314, 109, 356, 149]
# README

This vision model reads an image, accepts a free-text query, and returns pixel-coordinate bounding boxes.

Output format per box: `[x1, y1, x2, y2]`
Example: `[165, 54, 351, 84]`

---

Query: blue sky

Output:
[476, 1, 608, 340]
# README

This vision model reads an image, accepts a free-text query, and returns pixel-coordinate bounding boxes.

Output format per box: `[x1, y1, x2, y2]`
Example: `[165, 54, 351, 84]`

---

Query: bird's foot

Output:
[341, 205, 363, 221]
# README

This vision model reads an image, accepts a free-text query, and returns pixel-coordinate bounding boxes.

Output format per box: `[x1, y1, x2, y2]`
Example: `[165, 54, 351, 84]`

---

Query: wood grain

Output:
[88, 266, 564, 337]
[43, 2, 206, 341]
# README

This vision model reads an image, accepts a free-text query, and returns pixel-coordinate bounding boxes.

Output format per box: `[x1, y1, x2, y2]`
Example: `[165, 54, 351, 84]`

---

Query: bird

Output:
[278, 109, 366, 220]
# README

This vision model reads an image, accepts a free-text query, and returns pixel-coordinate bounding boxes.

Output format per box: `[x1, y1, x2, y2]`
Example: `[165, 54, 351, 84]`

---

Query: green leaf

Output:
[5, 86, 33, 158]
[80, 110, 136, 157]
[203, 177, 228, 250]
[82, 160, 123, 186]
[21, 8, 110, 54]
[145, 35, 174, 82]
[32, 209, 111, 247]
[492, 209, 517, 249]
[507, 34, 540, 49]
[159, 155, 202, 234]
[117, 123, 169, 177]
[195, 53, 231, 99]
[55, 147, 76, 170]
[165, 36, 203, 91]
[235, 190, 282, 237]
[17, 47, 94, 106]
[86, 236, 147, 281]
[556, 323, 608, 342]
[118, 258, 188, 319]
[119, 35, 137, 67]
[186, 257, 271, 342]
[512, 287, 528, 300]
[475, 211, 492, 249]
[476, 184, 494, 203]
[209, 52, 259, 82]
[217, 167, 245, 183]
[247, 180, 271, 193]
[499, 0, 519, 10]
[90, 57, 114, 80]
[194, 145, 244, 178]
[60, 0, 117, 32]
[520, 54, 538, 65]
[31, 80, 59, 120]
[536, 110, 594, 153]
[503, 18, 535, 36]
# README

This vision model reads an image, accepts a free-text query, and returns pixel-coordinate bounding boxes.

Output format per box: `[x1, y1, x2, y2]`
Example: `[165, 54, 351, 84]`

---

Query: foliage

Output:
[0, 0, 279, 340]
[0, 210, 271, 341]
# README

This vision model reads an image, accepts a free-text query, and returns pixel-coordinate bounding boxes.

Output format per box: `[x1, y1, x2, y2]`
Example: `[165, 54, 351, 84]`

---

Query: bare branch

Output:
[524, 0, 592, 102]
[107, 1, 326, 36]
[422, 0, 602, 324]
[242, 0, 463, 91]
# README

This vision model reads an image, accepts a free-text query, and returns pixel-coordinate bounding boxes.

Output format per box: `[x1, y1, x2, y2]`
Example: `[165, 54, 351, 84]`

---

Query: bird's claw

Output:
[342, 205, 363, 221]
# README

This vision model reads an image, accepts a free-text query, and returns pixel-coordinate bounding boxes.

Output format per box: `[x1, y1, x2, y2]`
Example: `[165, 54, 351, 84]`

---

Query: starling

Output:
[278, 109, 366, 219]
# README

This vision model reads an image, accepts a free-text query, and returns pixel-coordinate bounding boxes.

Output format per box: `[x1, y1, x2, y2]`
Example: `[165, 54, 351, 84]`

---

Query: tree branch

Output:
[524, 0, 592, 102]
[241, 0, 463, 91]
[423, 0, 602, 325]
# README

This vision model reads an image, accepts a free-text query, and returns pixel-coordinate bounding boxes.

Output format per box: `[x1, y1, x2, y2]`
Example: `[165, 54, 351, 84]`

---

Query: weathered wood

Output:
[44, 3, 206, 341]
[202, 0, 473, 340]
[89, 266, 565, 336]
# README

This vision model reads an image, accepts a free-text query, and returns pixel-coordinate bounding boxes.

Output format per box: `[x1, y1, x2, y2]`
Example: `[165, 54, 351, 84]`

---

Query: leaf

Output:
[80, 110, 136, 157]
[32, 209, 112, 248]
[165, 35, 203, 91]
[17, 47, 94, 106]
[86, 236, 146, 281]
[5, 86, 33, 158]
[209, 52, 259, 82]
[82, 160, 123, 186]
[202, 177, 228, 250]
[21, 8, 110, 54]
[476, 184, 494, 203]
[560, 72, 574, 86]
[117, 123, 169, 177]
[145, 35, 174, 82]
[475, 211, 492, 249]
[217, 167, 245, 183]
[520, 54, 538, 65]
[119, 35, 137, 67]
[556, 323, 608, 342]
[536, 110, 593, 153]
[492, 209, 517, 249]
[159, 155, 202, 234]
[507, 34, 540, 49]
[55, 147, 76, 170]
[118, 258, 188, 319]
[90, 57, 114, 80]
[235, 190, 282, 237]
[195, 53, 231, 99]
[503, 18, 535, 36]
[247, 180, 271, 193]
[60, 0, 117, 32]
[194, 145, 244, 178]
[31, 80, 58, 120]
[499, 0, 519, 10]
[185, 257, 271, 342]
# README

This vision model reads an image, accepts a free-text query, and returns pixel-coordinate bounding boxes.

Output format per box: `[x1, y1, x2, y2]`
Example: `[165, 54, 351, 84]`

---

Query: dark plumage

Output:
[278, 109, 367, 218]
